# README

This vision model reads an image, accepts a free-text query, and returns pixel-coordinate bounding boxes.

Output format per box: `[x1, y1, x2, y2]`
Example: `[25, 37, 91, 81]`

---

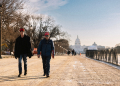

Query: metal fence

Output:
[86, 49, 119, 65]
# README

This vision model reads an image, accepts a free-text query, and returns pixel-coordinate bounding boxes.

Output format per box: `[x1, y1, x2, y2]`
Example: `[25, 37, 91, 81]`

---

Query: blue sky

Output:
[26, 0, 120, 47]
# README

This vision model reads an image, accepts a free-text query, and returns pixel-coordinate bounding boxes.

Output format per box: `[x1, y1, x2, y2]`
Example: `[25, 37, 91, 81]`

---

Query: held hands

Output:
[37, 54, 40, 58]
[32, 51, 34, 55]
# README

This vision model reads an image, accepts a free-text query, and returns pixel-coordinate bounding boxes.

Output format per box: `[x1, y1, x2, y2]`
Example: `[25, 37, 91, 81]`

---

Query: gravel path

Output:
[0, 55, 120, 86]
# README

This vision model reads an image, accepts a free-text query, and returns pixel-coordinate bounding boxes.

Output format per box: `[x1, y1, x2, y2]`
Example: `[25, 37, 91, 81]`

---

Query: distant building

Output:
[87, 42, 105, 50]
[69, 36, 105, 53]
[88, 44, 98, 50]
[69, 36, 84, 54]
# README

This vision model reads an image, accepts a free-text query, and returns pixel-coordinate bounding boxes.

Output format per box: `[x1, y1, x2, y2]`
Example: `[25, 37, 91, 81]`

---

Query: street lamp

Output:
[0, 4, 3, 59]
[53, 41, 56, 54]
[62, 47, 64, 54]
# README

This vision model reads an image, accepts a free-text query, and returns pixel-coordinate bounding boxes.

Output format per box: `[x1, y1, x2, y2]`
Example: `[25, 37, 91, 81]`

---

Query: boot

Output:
[18, 73, 22, 77]
[24, 70, 27, 75]
[46, 75, 49, 78]
[43, 73, 46, 76]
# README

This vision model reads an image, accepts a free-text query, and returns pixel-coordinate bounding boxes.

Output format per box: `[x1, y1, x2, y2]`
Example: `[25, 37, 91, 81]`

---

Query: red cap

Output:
[44, 32, 49, 36]
[20, 28, 24, 32]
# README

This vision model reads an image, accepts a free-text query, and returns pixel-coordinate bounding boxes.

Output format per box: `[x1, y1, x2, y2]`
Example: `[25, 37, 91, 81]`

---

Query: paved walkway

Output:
[0, 55, 120, 86]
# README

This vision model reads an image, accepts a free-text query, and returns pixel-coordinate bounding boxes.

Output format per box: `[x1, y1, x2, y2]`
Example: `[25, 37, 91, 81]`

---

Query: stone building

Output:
[70, 36, 84, 54]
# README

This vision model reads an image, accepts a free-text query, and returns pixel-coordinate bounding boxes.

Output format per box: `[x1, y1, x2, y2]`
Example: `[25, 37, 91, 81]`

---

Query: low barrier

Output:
[86, 49, 120, 66]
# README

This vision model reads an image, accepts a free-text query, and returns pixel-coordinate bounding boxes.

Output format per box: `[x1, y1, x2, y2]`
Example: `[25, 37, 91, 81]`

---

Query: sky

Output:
[24, 0, 120, 47]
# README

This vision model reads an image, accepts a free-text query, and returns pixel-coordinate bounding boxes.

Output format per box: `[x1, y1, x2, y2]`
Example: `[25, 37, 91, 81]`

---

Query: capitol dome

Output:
[75, 35, 81, 45]
[69, 35, 84, 54]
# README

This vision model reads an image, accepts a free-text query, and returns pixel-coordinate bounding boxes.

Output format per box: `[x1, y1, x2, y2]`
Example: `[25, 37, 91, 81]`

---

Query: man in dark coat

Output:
[37, 32, 54, 78]
[67, 50, 71, 55]
[14, 28, 33, 77]
[72, 49, 75, 56]
[74, 52, 76, 55]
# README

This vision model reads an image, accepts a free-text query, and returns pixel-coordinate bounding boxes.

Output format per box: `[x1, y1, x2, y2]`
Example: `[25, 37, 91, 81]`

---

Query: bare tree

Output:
[25, 15, 68, 48]
[2, 27, 20, 53]
[1, 0, 28, 54]
[1, 0, 24, 27]
[0, 0, 70, 54]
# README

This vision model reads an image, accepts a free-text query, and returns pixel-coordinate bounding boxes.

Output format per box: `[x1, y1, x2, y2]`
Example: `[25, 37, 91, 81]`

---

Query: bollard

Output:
[105, 50, 107, 62]
[106, 49, 110, 62]
[96, 51, 98, 59]
[98, 51, 100, 60]
[111, 49, 113, 63]
[104, 50, 106, 61]
[108, 50, 111, 63]
[116, 54, 120, 65]
[112, 49, 118, 64]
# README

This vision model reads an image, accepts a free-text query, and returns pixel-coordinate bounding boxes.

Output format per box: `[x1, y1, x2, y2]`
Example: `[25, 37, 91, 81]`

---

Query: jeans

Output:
[18, 54, 27, 74]
[42, 56, 51, 75]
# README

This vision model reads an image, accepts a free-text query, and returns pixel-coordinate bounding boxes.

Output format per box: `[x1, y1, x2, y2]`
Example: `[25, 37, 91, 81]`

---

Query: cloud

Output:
[29, 0, 39, 2]
[22, 0, 68, 14]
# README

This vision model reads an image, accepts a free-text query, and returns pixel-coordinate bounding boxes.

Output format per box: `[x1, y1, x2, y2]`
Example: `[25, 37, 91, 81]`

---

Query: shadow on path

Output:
[0, 75, 47, 82]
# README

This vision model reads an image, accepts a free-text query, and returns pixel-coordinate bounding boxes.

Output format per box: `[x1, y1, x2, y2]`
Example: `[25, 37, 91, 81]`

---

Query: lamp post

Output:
[53, 41, 56, 54]
[58, 44, 59, 53]
[62, 47, 64, 54]
[62, 47, 63, 54]
[0, 4, 3, 59]
[60, 46, 61, 54]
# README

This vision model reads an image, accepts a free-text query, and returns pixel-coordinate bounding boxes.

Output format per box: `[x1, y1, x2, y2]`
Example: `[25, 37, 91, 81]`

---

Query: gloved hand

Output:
[37, 52, 41, 58]
[52, 54, 54, 59]
[51, 50, 54, 59]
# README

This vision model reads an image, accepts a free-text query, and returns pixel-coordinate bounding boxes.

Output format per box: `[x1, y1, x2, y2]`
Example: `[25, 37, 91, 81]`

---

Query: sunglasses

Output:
[45, 35, 49, 37]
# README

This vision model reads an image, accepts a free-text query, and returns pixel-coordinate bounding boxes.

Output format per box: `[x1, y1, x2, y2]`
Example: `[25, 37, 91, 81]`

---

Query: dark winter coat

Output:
[37, 38, 54, 57]
[67, 51, 71, 54]
[14, 35, 33, 58]
[72, 50, 75, 54]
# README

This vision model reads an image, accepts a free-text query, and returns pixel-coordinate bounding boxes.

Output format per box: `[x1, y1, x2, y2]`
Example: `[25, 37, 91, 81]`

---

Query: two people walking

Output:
[14, 28, 54, 78]
[67, 49, 76, 56]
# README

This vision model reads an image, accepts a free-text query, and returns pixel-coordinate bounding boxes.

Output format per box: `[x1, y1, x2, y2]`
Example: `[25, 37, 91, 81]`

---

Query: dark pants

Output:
[18, 54, 27, 74]
[42, 56, 51, 75]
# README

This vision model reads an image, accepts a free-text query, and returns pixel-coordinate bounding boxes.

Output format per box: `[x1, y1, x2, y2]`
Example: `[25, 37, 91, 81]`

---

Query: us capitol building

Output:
[69, 36, 105, 54]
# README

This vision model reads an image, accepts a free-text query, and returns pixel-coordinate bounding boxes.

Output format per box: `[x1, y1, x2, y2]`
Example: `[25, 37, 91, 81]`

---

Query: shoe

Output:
[46, 75, 49, 78]
[18, 73, 22, 77]
[24, 70, 27, 76]
[43, 73, 46, 76]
